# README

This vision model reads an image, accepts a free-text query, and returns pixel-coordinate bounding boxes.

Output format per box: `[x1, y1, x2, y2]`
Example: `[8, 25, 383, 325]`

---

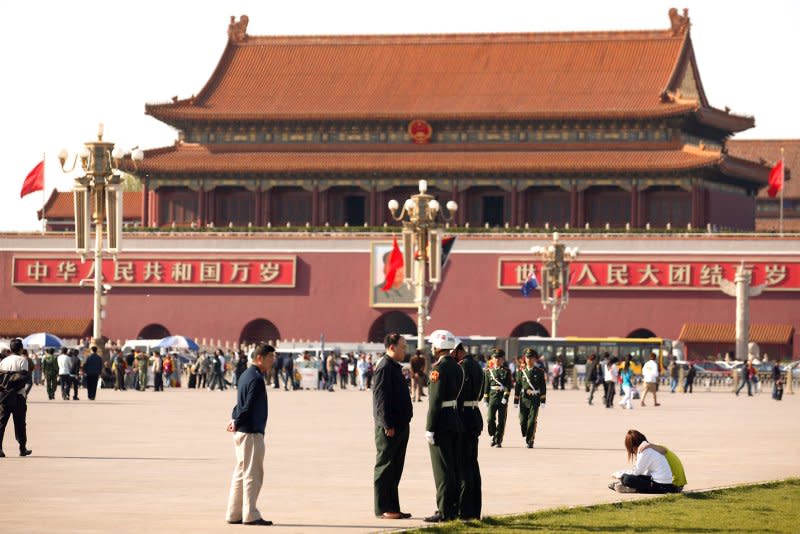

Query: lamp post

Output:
[531, 232, 577, 338]
[58, 123, 143, 349]
[388, 180, 457, 357]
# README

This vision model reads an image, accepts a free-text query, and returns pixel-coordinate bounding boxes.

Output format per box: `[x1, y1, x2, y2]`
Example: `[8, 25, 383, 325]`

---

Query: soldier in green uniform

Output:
[514, 348, 547, 448]
[137, 352, 149, 391]
[456, 342, 483, 520]
[41, 348, 59, 400]
[483, 349, 511, 448]
[423, 330, 465, 524]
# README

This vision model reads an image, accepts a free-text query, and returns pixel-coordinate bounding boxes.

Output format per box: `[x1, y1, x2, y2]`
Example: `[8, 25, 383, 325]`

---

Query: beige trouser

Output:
[226, 431, 265, 523]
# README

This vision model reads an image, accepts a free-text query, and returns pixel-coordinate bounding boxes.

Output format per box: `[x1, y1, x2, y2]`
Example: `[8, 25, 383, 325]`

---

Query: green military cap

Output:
[491, 348, 506, 359]
[523, 348, 539, 358]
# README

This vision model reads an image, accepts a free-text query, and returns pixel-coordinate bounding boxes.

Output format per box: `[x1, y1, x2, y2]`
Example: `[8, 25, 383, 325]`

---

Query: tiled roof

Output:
[0, 318, 92, 339]
[146, 25, 708, 122]
[140, 143, 723, 174]
[678, 323, 794, 345]
[727, 139, 799, 198]
[39, 190, 143, 220]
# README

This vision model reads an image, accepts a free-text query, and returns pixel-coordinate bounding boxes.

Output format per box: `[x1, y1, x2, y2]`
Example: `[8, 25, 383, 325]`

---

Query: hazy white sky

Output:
[2, 0, 797, 231]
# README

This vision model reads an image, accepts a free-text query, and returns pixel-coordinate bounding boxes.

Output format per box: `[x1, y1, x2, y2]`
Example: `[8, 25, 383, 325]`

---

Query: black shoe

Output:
[20, 449, 32, 457]
[527, 442, 533, 449]
[424, 511, 444, 523]
[490, 439, 496, 447]
[496, 443, 502, 448]
[226, 519, 242, 524]
[243, 518, 273, 526]
[0, 450, 5, 457]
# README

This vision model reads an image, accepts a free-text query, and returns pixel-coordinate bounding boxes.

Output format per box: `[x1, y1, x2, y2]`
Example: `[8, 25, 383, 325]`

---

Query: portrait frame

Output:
[369, 241, 416, 308]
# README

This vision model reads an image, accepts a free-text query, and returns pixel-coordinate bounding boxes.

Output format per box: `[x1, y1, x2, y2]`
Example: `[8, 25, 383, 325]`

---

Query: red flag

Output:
[767, 159, 784, 198]
[20, 160, 44, 198]
[381, 236, 404, 291]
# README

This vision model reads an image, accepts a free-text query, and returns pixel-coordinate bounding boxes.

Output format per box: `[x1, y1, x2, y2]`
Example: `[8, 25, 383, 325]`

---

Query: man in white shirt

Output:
[0, 338, 33, 457]
[641, 353, 661, 407]
[57, 348, 72, 401]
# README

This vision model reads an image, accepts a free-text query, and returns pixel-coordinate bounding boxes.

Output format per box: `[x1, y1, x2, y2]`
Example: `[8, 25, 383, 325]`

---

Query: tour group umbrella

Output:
[22, 332, 65, 348]
[155, 335, 199, 352]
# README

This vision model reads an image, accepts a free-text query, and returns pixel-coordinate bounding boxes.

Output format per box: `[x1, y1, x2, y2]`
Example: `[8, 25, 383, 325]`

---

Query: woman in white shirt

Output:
[611, 429, 680, 493]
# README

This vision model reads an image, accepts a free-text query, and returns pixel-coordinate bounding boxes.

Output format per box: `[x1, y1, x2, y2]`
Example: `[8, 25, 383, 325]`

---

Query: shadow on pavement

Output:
[22, 456, 214, 461]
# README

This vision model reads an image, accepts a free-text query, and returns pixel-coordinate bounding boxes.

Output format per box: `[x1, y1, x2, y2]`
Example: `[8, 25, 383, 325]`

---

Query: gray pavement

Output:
[1, 383, 798, 533]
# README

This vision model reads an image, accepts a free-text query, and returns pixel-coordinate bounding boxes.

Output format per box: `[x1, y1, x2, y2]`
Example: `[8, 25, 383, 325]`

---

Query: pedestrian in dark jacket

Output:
[83, 346, 103, 400]
[372, 333, 413, 520]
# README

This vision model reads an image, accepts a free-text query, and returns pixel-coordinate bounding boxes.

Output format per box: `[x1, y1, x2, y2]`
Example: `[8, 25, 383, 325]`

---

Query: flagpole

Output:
[41, 152, 46, 235]
[779, 147, 784, 237]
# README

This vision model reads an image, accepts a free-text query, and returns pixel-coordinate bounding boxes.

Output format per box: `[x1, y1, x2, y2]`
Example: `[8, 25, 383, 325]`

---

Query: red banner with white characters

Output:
[498, 259, 800, 291]
[12, 257, 296, 288]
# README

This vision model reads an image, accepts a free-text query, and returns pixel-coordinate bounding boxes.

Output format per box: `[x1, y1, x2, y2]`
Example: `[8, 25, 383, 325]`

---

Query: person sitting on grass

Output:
[609, 429, 686, 494]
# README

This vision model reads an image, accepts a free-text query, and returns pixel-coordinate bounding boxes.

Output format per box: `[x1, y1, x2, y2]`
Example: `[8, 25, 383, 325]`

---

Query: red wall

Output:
[1, 250, 797, 355]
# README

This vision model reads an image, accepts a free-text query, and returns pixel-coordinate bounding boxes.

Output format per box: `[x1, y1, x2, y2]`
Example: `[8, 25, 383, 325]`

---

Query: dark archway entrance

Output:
[138, 323, 170, 339]
[510, 321, 550, 338]
[368, 312, 416, 343]
[240, 319, 281, 345]
[627, 328, 657, 339]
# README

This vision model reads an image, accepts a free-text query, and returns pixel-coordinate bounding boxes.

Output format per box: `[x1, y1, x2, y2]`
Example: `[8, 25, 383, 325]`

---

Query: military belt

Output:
[490, 386, 505, 391]
[526, 389, 540, 396]
[441, 400, 457, 408]
[462, 400, 480, 408]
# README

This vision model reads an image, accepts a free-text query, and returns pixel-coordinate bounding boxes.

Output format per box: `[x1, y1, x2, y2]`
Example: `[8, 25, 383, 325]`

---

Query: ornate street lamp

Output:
[58, 123, 143, 349]
[388, 180, 457, 356]
[531, 232, 577, 338]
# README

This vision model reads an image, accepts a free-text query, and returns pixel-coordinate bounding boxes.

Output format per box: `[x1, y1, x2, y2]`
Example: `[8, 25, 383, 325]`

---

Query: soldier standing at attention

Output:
[515, 349, 547, 448]
[456, 342, 483, 520]
[483, 349, 511, 448]
[423, 330, 465, 524]
[41, 348, 58, 400]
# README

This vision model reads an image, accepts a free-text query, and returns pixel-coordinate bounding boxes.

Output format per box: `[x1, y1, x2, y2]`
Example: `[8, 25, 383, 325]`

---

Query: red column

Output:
[207, 188, 216, 225]
[630, 184, 639, 228]
[517, 186, 526, 226]
[312, 185, 320, 226]
[141, 181, 149, 227]
[151, 190, 160, 227]
[319, 188, 328, 225]
[263, 188, 272, 225]
[198, 187, 206, 225]
[570, 186, 578, 228]
[254, 187, 262, 226]
[510, 185, 518, 227]
[576, 189, 585, 227]
[369, 186, 377, 226]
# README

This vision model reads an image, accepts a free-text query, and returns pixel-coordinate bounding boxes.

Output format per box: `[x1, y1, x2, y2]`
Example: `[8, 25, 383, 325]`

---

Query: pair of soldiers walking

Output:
[484, 348, 546, 449]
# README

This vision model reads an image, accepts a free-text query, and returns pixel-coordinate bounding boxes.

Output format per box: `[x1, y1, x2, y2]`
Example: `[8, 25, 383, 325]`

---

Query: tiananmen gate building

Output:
[5, 10, 798, 359]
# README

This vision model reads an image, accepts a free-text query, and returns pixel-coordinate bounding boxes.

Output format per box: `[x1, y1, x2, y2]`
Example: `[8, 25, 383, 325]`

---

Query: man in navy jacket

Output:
[225, 343, 275, 526]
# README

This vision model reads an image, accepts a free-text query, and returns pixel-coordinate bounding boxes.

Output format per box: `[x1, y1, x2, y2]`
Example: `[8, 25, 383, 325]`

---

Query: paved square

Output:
[1, 384, 798, 533]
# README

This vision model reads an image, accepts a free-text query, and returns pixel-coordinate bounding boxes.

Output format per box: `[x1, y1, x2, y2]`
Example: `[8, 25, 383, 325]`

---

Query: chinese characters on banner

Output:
[498, 259, 800, 291]
[13, 257, 296, 288]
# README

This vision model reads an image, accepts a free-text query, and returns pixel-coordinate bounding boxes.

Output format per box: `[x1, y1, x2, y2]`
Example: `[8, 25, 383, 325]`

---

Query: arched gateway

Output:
[510, 321, 550, 338]
[240, 319, 281, 345]
[368, 312, 416, 343]
[138, 323, 170, 339]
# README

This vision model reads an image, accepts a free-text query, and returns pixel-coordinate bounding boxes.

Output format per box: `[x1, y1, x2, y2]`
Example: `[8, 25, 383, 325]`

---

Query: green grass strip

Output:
[407, 478, 800, 534]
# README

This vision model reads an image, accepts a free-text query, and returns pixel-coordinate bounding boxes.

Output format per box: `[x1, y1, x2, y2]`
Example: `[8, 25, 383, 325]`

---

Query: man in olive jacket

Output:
[456, 342, 483, 520]
[372, 333, 413, 520]
[424, 330, 465, 523]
